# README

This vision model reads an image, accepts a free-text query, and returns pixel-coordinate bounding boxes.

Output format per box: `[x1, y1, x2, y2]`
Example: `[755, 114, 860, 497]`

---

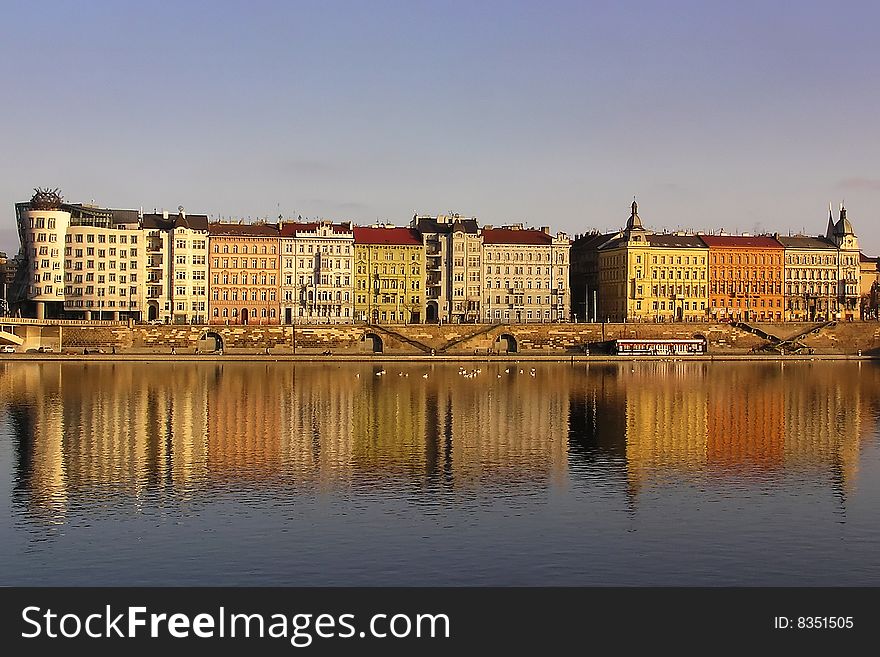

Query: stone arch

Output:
[363, 332, 383, 353]
[495, 333, 517, 353]
[147, 302, 160, 322]
[199, 331, 224, 352]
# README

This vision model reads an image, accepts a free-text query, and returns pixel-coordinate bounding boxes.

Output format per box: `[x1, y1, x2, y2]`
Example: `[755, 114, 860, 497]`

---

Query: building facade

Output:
[701, 235, 784, 322]
[353, 226, 425, 324]
[142, 210, 209, 324]
[859, 253, 879, 320]
[279, 221, 354, 324]
[411, 214, 482, 323]
[15, 189, 147, 320]
[778, 235, 839, 321]
[208, 223, 281, 325]
[642, 234, 709, 322]
[828, 204, 861, 320]
[570, 231, 616, 323]
[596, 203, 708, 322]
[481, 225, 570, 323]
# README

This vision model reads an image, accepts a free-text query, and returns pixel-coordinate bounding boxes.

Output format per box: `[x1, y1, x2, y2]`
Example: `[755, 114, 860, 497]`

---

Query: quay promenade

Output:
[2, 318, 880, 357]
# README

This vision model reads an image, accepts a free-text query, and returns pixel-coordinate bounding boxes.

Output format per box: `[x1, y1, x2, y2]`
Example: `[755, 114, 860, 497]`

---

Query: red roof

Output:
[353, 226, 422, 246]
[698, 235, 783, 249]
[482, 228, 552, 245]
[279, 222, 352, 237]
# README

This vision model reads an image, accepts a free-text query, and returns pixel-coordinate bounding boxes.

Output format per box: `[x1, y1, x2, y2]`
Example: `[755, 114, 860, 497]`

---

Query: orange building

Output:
[701, 235, 784, 322]
[208, 223, 281, 325]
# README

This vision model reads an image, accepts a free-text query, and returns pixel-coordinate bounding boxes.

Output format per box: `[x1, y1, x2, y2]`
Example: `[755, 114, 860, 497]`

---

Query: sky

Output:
[2, 0, 879, 255]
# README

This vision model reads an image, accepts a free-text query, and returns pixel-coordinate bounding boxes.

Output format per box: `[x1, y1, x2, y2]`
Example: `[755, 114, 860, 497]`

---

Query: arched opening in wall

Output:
[241, 308, 249, 325]
[364, 332, 383, 353]
[495, 333, 517, 353]
[426, 301, 439, 323]
[147, 302, 159, 322]
[199, 331, 224, 353]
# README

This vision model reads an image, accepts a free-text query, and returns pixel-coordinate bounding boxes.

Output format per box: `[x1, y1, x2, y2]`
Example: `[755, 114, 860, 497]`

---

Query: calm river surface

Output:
[1, 360, 879, 586]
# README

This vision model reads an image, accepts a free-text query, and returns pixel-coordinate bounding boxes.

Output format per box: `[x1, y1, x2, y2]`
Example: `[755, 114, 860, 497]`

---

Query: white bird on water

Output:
[376, 369, 385, 376]
[355, 373, 360, 378]
[422, 373, 429, 378]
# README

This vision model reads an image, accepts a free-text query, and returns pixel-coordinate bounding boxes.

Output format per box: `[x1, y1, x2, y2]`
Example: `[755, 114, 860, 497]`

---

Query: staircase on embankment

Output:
[437, 323, 503, 353]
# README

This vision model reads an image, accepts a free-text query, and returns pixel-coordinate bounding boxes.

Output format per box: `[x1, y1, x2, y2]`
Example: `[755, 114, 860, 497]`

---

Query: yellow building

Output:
[597, 201, 709, 322]
[353, 225, 425, 324]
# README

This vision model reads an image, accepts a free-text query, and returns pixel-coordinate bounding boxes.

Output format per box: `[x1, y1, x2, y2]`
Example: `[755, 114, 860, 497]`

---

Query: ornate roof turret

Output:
[834, 202, 855, 236]
[626, 198, 644, 230]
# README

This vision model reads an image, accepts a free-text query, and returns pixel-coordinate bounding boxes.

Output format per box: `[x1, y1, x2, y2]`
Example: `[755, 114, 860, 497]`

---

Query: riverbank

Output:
[4, 353, 879, 363]
[4, 318, 880, 356]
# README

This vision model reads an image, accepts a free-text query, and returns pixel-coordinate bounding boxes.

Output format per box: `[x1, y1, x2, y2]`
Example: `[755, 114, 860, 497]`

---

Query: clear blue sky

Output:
[2, 0, 879, 254]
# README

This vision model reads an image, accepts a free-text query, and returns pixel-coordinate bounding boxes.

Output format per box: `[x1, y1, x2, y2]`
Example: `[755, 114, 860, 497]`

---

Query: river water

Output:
[1, 360, 879, 586]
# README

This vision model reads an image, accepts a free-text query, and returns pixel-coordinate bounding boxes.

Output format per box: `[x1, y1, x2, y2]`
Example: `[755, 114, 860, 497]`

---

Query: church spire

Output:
[826, 201, 835, 239]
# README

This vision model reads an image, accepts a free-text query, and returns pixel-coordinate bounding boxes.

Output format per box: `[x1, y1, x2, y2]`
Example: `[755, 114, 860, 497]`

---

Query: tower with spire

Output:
[830, 202, 859, 319]
[825, 202, 836, 240]
[624, 197, 649, 246]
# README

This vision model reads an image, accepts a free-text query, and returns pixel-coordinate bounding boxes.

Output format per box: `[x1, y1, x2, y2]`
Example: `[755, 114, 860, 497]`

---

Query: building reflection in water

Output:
[566, 361, 878, 498]
[1, 360, 877, 522]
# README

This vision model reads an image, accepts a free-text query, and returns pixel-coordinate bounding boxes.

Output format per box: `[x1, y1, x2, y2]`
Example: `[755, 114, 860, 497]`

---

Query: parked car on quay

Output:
[1, 345, 16, 353]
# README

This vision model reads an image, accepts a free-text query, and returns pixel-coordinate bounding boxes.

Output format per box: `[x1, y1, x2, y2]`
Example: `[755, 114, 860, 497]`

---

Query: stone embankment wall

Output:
[46, 321, 880, 355]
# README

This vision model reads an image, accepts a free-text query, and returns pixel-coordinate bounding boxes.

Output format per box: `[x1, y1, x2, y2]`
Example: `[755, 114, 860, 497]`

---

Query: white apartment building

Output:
[279, 221, 354, 324]
[15, 189, 145, 320]
[142, 210, 209, 324]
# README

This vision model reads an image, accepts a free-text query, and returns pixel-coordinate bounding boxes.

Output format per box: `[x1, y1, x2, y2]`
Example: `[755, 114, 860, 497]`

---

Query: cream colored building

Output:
[15, 189, 146, 320]
[279, 220, 354, 324]
[778, 235, 839, 321]
[828, 205, 861, 320]
[411, 214, 482, 323]
[142, 210, 209, 324]
[481, 225, 570, 323]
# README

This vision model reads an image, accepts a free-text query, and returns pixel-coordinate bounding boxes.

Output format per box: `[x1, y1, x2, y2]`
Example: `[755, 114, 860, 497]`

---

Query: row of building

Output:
[10, 188, 879, 324]
[12, 189, 570, 324]
[573, 201, 877, 323]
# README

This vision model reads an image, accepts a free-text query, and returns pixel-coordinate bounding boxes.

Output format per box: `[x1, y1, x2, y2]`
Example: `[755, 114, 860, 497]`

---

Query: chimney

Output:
[162, 209, 169, 220]
[541, 226, 551, 234]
